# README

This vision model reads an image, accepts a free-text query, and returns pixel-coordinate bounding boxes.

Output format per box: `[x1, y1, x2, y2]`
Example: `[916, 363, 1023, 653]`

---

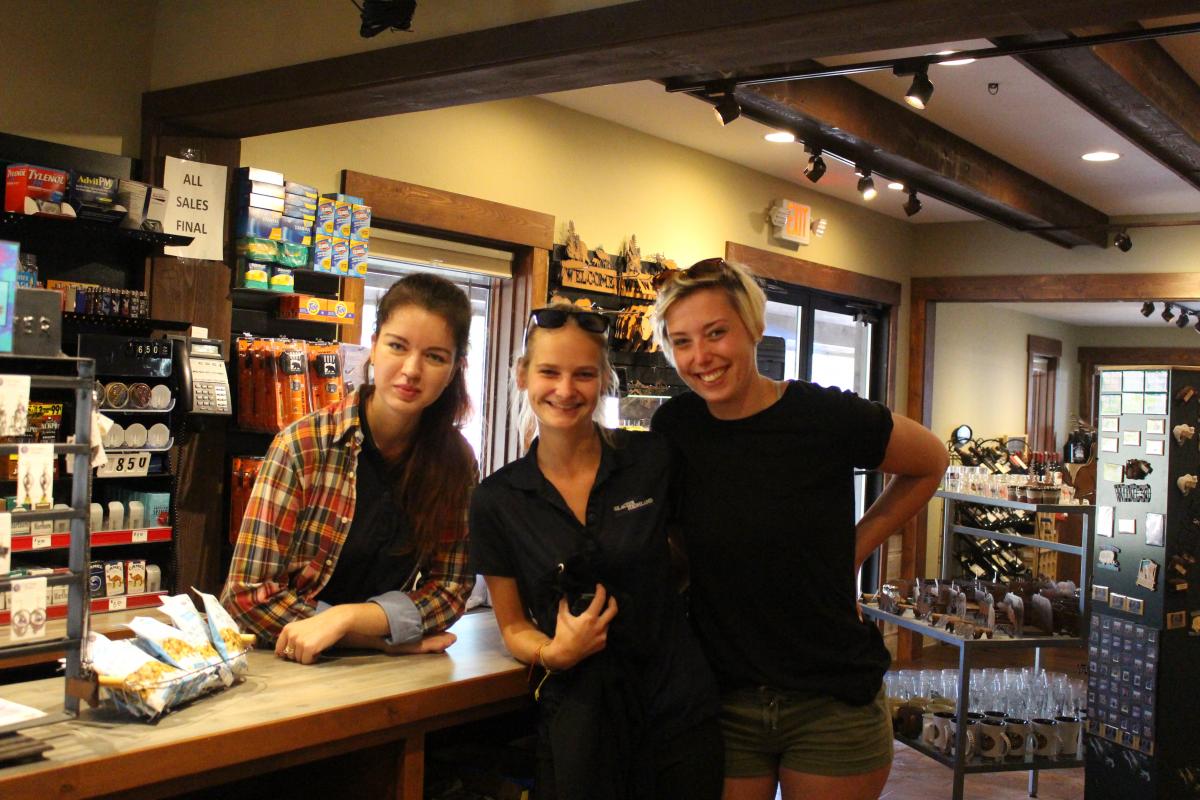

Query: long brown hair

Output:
[373, 273, 475, 562]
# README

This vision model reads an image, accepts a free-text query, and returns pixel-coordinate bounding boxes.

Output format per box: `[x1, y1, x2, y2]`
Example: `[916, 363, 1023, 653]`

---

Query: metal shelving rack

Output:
[862, 490, 1094, 800]
[0, 353, 94, 734]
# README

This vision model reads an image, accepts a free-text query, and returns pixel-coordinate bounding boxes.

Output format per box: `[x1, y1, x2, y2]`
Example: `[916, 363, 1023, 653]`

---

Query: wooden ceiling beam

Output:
[142, 0, 1200, 138]
[733, 77, 1110, 248]
[998, 26, 1200, 191]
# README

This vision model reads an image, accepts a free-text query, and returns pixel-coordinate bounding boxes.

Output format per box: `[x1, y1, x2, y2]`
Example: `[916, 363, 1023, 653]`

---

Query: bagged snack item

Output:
[158, 594, 234, 687]
[126, 616, 222, 700]
[87, 631, 185, 718]
[195, 588, 253, 676]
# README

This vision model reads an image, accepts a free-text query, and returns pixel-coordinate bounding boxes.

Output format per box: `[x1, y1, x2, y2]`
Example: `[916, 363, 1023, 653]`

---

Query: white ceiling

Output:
[541, 22, 1200, 226]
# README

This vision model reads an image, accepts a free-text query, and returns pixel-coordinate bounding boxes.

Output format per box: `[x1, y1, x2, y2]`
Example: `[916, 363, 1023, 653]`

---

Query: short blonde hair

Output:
[652, 258, 767, 365]
[512, 299, 619, 446]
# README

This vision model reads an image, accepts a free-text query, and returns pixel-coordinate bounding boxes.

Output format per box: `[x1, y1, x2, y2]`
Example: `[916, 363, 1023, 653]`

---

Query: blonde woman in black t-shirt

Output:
[470, 302, 721, 800]
[650, 259, 947, 800]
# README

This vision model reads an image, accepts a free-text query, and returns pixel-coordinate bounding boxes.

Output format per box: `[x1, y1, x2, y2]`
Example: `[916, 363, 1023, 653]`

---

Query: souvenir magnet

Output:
[1147, 419, 1166, 435]
[1178, 474, 1198, 496]
[1101, 417, 1119, 433]
[1092, 585, 1110, 602]
[16, 443, 53, 509]
[1123, 431, 1141, 447]
[1136, 559, 1159, 591]
[1175, 424, 1196, 445]
[1146, 440, 1165, 456]
[1176, 385, 1196, 405]
[1146, 514, 1164, 547]
[1098, 506, 1114, 538]
[1167, 611, 1187, 630]
[1117, 518, 1137, 535]
[1099, 546, 1121, 571]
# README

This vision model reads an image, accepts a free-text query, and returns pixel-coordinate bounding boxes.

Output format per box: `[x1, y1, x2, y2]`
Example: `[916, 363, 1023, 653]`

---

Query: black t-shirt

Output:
[652, 380, 894, 705]
[320, 404, 418, 605]
[469, 429, 718, 740]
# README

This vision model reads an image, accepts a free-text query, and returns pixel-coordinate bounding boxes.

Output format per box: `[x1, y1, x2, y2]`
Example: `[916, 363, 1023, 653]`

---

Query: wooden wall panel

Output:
[342, 171, 553, 251]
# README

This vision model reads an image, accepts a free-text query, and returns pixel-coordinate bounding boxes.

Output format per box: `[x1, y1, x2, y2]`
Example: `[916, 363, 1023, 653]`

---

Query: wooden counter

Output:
[0, 611, 528, 799]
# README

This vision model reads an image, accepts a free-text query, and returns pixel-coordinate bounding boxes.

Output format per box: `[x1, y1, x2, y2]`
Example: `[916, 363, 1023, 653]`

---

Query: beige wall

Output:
[241, 96, 917, 401]
[912, 218, 1200, 277]
[1, 0, 155, 157]
[148, 0, 634, 90]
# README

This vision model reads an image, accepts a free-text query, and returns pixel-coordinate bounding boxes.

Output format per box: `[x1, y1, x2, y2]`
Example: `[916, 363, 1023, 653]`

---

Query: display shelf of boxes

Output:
[862, 491, 1094, 800]
[0, 354, 95, 734]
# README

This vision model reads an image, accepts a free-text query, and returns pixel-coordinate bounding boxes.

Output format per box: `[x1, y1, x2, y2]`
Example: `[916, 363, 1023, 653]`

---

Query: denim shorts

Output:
[720, 685, 893, 778]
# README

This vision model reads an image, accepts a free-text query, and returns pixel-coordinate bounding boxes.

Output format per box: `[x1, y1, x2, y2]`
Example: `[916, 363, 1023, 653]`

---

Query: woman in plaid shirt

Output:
[221, 274, 477, 664]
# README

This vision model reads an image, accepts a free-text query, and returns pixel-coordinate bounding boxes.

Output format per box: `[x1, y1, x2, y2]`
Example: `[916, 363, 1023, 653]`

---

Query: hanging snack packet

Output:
[126, 616, 222, 701]
[195, 588, 253, 677]
[158, 594, 235, 687]
[87, 631, 184, 718]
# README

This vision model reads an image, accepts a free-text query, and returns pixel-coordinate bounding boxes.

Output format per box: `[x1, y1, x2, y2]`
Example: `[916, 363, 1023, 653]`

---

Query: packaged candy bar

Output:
[195, 588, 252, 676]
[158, 594, 234, 687]
[88, 631, 185, 718]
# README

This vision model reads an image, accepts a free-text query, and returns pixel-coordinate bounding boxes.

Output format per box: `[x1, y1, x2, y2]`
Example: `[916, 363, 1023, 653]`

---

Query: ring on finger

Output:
[284, 645, 296, 658]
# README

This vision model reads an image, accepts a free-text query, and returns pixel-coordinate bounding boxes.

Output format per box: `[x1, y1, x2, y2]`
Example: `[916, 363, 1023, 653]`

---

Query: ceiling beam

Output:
[730, 77, 1110, 247]
[143, 0, 1200, 138]
[997, 26, 1200, 191]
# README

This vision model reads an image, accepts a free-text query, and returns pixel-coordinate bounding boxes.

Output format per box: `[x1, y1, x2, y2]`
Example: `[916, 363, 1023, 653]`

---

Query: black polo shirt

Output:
[469, 429, 717, 741]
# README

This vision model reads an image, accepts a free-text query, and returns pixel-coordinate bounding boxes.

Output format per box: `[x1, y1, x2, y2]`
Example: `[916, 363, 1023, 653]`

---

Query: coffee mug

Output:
[949, 718, 977, 758]
[933, 711, 956, 753]
[921, 712, 941, 749]
[977, 720, 1009, 760]
[1004, 717, 1031, 758]
[983, 710, 1008, 722]
[1031, 718, 1059, 757]
[1055, 715, 1081, 757]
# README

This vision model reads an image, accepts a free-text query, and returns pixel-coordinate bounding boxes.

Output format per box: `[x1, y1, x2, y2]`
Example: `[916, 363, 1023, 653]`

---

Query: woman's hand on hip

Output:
[543, 583, 618, 670]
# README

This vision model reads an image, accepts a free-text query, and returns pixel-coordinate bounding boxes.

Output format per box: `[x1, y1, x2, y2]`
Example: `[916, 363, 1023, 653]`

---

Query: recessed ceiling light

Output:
[1082, 151, 1121, 162]
[887, 181, 905, 191]
[935, 50, 976, 66]
[764, 131, 795, 143]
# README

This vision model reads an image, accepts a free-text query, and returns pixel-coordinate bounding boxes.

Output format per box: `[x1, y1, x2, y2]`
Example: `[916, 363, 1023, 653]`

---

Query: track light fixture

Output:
[1141, 302, 1156, 317]
[1114, 232, 1133, 252]
[811, 217, 828, 237]
[804, 149, 827, 183]
[857, 169, 877, 201]
[1179, 312, 1192, 329]
[903, 190, 923, 217]
[712, 89, 741, 126]
[904, 69, 935, 110]
[1162, 304, 1176, 323]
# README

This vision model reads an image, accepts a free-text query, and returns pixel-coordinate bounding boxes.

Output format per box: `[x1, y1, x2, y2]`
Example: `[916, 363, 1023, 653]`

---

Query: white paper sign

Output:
[0, 375, 31, 437]
[162, 156, 226, 261]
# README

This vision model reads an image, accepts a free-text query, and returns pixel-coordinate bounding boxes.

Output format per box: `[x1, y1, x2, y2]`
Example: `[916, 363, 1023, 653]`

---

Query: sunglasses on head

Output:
[650, 257, 732, 290]
[526, 307, 611, 343]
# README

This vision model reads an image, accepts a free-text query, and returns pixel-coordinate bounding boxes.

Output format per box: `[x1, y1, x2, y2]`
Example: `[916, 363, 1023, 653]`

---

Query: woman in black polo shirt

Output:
[470, 302, 721, 800]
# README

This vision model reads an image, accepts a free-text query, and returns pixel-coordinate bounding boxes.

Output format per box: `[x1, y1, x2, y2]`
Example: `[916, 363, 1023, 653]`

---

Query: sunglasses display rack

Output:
[1082, 367, 1200, 798]
[862, 491, 1094, 800]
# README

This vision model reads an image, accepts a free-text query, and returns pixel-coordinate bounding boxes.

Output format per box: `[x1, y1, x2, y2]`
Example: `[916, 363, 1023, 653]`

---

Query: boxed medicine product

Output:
[279, 215, 312, 246]
[5, 164, 71, 215]
[349, 241, 368, 277]
[68, 173, 125, 223]
[315, 199, 336, 236]
[235, 207, 282, 240]
[285, 180, 318, 199]
[0, 241, 16, 352]
[349, 204, 371, 242]
[234, 166, 283, 186]
[332, 201, 352, 238]
[239, 180, 284, 199]
[283, 193, 317, 215]
[236, 260, 270, 290]
[275, 242, 309, 269]
[331, 238, 349, 275]
[310, 235, 333, 272]
[238, 192, 285, 213]
[269, 266, 294, 293]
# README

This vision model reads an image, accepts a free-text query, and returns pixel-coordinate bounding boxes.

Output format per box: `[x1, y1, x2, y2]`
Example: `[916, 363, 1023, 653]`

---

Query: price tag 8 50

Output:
[97, 452, 151, 478]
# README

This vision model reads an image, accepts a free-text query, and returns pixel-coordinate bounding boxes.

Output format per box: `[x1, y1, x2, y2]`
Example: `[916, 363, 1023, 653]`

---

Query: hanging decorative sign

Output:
[558, 220, 617, 295]
[769, 198, 812, 246]
[1115, 484, 1152, 503]
[162, 155, 226, 261]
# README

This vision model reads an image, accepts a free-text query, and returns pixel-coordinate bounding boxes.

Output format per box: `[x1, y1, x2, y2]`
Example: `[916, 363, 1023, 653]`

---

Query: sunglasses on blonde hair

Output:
[525, 307, 611, 345]
[651, 257, 738, 291]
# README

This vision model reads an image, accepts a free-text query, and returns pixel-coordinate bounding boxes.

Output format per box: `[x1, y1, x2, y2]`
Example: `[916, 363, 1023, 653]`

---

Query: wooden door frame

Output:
[904, 271, 1200, 659]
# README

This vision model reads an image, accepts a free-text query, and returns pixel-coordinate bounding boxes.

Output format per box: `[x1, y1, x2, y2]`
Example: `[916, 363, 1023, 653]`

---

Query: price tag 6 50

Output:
[97, 452, 151, 478]
[107, 596, 128, 612]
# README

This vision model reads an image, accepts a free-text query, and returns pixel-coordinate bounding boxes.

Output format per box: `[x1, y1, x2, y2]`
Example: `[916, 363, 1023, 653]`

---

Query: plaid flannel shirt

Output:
[220, 388, 475, 644]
